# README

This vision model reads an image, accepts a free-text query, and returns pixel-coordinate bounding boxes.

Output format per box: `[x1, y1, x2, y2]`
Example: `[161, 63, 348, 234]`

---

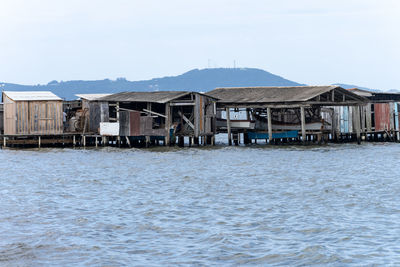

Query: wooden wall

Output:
[29, 101, 63, 134]
[194, 94, 216, 137]
[374, 103, 391, 131]
[119, 110, 167, 137]
[0, 104, 3, 134]
[333, 102, 400, 134]
[3, 95, 63, 135]
[3, 95, 16, 135]
[87, 101, 109, 133]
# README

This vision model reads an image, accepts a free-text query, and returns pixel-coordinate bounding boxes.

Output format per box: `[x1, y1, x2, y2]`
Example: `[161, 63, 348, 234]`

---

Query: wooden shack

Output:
[346, 88, 400, 140]
[75, 94, 110, 133]
[207, 86, 368, 144]
[2, 91, 63, 135]
[96, 91, 217, 146]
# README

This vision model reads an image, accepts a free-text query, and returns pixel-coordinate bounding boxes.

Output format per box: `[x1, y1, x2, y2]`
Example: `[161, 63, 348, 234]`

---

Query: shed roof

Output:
[97, 91, 193, 103]
[347, 88, 374, 97]
[207, 86, 366, 104]
[76, 94, 111, 101]
[3, 91, 62, 101]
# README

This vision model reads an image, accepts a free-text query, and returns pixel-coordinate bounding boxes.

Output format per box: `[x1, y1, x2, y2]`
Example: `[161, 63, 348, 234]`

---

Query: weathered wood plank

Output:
[267, 107, 273, 144]
[300, 106, 306, 143]
[226, 107, 232, 146]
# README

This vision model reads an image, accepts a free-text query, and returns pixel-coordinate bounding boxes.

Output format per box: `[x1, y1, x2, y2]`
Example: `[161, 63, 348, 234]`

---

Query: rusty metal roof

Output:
[3, 91, 62, 101]
[207, 86, 365, 104]
[96, 91, 192, 103]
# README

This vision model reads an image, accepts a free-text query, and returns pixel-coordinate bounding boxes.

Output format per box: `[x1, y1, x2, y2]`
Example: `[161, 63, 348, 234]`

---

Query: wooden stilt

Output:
[300, 106, 306, 144]
[38, 136, 41, 148]
[95, 137, 98, 147]
[102, 136, 106, 146]
[233, 133, 239, 146]
[354, 106, 361, 144]
[317, 133, 322, 144]
[244, 132, 249, 145]
[3, 137, 6, 148]
[126, 136, 131, 148]
[267, 107, 273, 144]
[73, 135, 76, 147]
[226, 107, 232, 145]
[165, 103, 171, 146]
[211, 135, 215, 146]
[83, 135, 86, 147]
[178, 136, 184, 147]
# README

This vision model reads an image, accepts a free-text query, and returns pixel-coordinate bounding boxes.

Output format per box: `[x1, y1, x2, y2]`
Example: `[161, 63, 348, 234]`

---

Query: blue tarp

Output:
[248, 130, 299, 139]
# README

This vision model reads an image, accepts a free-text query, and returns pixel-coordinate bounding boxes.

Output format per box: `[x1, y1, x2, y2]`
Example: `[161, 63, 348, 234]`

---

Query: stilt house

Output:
[2, 91, 63, 135]
[96, 91, 217, 145]
[74, 94, 111, 133]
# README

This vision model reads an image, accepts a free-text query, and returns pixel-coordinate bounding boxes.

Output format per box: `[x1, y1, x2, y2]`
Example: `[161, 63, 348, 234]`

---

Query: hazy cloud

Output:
[0, 0, 399, 90]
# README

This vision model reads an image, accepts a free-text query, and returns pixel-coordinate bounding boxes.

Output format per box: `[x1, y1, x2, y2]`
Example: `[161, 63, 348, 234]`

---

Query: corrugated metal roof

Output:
[97, 91, 192, 103]
[206, 86, 365, 104]
[3, 91, 62, 101]
[347, 88, 373, 97]
[349, 88, 400, 101]
[76, 94, 112, 101]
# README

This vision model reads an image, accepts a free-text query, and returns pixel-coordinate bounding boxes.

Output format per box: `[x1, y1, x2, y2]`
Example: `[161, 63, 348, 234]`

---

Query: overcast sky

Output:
[0, 0, 399, 90]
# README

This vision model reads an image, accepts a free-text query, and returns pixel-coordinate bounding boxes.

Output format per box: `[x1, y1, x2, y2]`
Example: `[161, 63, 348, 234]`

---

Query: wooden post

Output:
[267, 107, 273, 144]
[165, 103, 171, 146]
[300, 106, 306, 144]
[211, 135, 215, 146]
[243, 132, 249, 144]
[145, 136, 150, 148]
[3, 137, 6, 148]
[95, 137, 98, 147]
[126, 136, 131, 148]
[226, 107, 232, 145]
[246, 108, 251, 121]
[354, 106, 361, 144]
[38, 136, 41, 148]
[366, 103, 372, 132]
[102, 136, 106, 146]
[83, 135, 86, 147]
[233, 133, 239, 146]
[73, 135, 76, 147]
[116, 102, 120, 122]
[178, 136, 184, 147]
[361, 106, 366, 135]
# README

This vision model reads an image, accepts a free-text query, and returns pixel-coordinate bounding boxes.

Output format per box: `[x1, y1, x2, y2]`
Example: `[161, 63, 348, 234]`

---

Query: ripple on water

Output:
[1, 144, 400, 265]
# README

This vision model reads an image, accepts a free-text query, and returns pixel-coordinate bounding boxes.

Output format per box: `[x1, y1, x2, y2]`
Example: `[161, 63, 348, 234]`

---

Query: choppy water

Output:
[1, 142, 400, 266]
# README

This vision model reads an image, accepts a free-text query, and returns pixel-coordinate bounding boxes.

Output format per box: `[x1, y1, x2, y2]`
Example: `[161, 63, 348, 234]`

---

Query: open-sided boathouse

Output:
[207, 86, 368, 145]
